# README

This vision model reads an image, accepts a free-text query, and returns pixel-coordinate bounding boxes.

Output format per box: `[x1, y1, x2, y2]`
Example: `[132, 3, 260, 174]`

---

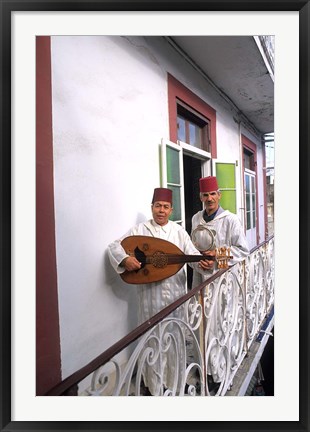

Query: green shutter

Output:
[167, 147, 180, 184]
[166, 146, 181, 222]
[215, 162, 237, 214]
[161, 140, 185, 226]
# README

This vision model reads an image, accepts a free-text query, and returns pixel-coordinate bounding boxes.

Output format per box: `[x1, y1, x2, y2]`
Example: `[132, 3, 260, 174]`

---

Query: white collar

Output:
[151, 219, 170, 233]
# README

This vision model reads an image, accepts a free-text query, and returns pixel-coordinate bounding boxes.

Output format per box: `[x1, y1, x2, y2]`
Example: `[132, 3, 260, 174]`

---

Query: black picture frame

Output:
[1, 1, 309, 431]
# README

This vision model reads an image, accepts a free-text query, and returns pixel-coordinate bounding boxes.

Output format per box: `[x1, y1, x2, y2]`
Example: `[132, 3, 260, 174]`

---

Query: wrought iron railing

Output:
[46, 236, 274, 397]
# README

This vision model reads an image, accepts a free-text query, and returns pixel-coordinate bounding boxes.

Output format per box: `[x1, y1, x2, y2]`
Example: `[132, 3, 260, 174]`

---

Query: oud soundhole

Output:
[150, 251, 168, 268]
[142, 243, 149, 251]
[143, 268, 149, 276]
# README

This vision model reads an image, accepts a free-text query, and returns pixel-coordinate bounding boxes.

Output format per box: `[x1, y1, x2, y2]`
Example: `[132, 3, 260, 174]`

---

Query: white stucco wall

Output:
[50, 35, 265, 380]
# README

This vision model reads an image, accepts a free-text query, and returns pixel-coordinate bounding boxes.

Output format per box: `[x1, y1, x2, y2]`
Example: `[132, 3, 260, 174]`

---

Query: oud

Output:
[120, 236, 232, 284]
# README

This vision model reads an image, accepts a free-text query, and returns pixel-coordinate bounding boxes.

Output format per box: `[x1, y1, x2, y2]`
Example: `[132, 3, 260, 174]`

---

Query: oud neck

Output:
[144, 253, 216, 266]
[167, 254, 211, 264]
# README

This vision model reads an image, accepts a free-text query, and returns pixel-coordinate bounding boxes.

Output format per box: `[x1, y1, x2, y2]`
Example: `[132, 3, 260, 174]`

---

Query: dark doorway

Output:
[183, 154, 203, 289]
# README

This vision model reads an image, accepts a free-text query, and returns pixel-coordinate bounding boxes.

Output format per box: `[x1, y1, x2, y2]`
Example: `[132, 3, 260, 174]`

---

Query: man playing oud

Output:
[108, 187, 208, 395]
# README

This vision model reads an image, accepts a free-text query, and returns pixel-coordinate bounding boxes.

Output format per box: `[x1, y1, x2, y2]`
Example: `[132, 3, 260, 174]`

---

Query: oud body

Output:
[120, 236, 231, 285]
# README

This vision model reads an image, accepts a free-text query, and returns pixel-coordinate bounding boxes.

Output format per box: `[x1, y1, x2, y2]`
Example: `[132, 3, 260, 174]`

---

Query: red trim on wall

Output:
[242, 135, 257, 159]
[241, 134, 260, 244]
[36, 36, 62, 395]
[167, 74, 217, 158]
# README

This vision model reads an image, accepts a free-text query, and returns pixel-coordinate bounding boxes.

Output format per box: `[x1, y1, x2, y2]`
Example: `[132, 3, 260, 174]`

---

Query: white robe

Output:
[191, 208, 249, 284]
[108, 219, 203, 394]
[191, 208, 249, 383]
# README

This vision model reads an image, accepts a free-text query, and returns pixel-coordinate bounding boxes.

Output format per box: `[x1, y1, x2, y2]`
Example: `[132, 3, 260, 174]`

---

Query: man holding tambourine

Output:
[191, 176, 249, 279]
[191, 176, 249, 392]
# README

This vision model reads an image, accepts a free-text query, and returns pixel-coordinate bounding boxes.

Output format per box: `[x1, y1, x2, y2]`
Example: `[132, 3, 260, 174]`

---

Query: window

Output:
[161, 140, 184, 225]
[242, 134, 258, 248]
[168, 74, 217, 157]
[244, 148, 255, 171]
[166, 145, 182, 222]
[165, 74, 218, 227]
[177, 102, 211, 152]
[245, 174, 256, 228]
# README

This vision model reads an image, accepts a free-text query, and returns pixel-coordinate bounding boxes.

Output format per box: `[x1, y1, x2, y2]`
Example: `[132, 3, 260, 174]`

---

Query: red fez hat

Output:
[199, 176, 219, 193]
[152, 188, 173, 204]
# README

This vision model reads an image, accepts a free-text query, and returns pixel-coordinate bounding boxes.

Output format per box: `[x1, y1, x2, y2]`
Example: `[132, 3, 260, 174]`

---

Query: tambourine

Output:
[191, 225, 233, 268]
[191, 224, 216, 252]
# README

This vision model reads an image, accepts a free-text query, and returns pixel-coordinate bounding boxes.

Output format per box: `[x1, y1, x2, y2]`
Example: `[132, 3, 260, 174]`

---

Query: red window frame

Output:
[242, 134, 261, 244]
[168, 73, 217, 158]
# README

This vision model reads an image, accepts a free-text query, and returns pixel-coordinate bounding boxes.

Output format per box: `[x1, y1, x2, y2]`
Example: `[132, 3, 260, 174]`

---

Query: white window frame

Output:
[161, 138, 211, 228]
[244, 167, 257, 248]
[161, 139, 185, 227]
